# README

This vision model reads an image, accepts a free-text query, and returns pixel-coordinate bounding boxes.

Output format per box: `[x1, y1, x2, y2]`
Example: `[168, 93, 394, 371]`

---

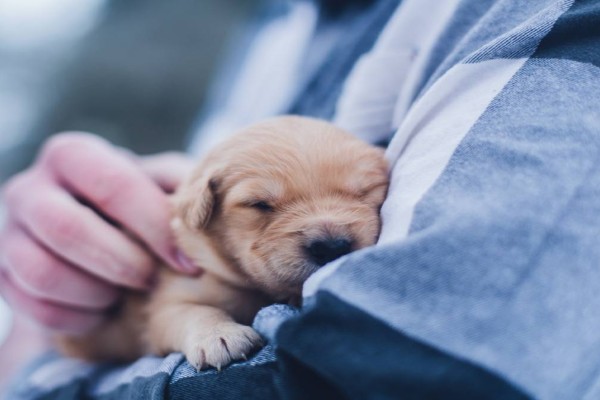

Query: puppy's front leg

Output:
[147, 303, 263, 371]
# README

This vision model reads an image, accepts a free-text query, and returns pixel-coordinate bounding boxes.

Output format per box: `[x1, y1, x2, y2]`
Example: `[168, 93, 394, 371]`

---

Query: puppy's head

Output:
[174, 116, 389, 300]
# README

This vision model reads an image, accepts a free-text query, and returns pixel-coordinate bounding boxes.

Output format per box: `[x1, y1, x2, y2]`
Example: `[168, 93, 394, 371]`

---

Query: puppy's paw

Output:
[184, 323, 263, 371]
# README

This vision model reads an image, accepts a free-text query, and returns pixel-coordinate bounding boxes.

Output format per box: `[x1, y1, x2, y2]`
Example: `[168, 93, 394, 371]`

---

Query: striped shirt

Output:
[8, 0, 600, 398]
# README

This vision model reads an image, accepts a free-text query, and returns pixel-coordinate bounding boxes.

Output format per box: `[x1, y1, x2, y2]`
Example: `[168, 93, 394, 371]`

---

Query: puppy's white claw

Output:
[183, 323, 262, 371]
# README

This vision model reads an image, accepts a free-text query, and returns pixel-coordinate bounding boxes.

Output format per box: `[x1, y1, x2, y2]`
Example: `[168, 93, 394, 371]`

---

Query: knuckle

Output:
[41, 132, 104, 164]
[3, 237, 61, 295]
[16, 255, 61, 294]
[89, 168, 133, 209]
[22, 262, 60, 295]
[34, 204, 82, 249]
[44, 132, 98, 152]
[49, 218, 81, 249]
[2, 171, 31, 205]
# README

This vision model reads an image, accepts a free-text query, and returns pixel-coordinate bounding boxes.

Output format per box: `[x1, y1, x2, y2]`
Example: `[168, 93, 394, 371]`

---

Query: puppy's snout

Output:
[305, 237, 353, 266]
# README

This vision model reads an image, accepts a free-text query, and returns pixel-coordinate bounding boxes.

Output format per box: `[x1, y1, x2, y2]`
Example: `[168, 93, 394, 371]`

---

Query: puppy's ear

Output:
[174, 172, 221, 230]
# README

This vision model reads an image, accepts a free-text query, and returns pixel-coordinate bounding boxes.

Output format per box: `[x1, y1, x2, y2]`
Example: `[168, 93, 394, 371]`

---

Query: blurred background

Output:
[0, 0, 261, 343]
[0, 0, 261, 183]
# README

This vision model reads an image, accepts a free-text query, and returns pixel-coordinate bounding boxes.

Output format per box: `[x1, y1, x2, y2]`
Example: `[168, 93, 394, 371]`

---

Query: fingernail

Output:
[174, 249, 201, 275]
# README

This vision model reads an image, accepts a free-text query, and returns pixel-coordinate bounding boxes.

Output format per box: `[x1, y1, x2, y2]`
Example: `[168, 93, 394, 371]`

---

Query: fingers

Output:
[2, 224, 120, 309]
[0, 134, 202, 335]
[5, 173, 157, 290]
[138, 152, 196, 193]
[39, 133, 198, 274]
[0, 269, 105, 335]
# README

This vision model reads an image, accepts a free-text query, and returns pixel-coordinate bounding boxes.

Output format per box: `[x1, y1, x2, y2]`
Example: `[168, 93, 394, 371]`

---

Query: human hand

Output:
[0, 133, 198, 335]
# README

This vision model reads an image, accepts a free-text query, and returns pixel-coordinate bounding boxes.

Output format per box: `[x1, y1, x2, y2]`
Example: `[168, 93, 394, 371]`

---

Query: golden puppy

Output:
[57, 116, 389, 370]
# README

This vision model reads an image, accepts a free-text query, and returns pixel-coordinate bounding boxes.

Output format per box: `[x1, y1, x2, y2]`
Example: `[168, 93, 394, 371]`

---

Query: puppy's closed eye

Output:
[247, 200, 275, 212]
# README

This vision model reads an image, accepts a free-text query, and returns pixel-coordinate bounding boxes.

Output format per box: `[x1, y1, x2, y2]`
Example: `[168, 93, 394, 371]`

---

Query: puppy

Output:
[57, 116, 389, 370]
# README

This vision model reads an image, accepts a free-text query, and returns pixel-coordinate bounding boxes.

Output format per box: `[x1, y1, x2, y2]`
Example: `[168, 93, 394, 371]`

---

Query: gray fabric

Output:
[319, 58, 600, 399]
[310, 0, 600, 398]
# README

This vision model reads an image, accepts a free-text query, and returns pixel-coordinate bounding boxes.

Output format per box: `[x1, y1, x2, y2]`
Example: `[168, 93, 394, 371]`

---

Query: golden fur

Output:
[57, 116, 389, 370]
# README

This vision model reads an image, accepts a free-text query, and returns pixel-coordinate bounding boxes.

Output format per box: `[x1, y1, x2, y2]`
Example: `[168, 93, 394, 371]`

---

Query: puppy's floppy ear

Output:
[174, 171, 221, 230]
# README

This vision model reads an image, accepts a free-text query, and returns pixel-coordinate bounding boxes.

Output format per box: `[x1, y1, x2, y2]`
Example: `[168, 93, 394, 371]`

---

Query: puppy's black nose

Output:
[306, 238, 353, 266]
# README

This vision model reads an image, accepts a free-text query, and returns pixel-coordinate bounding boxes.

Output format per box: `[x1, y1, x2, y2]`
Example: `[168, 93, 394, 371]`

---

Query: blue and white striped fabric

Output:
[8, 0, 600, 398]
